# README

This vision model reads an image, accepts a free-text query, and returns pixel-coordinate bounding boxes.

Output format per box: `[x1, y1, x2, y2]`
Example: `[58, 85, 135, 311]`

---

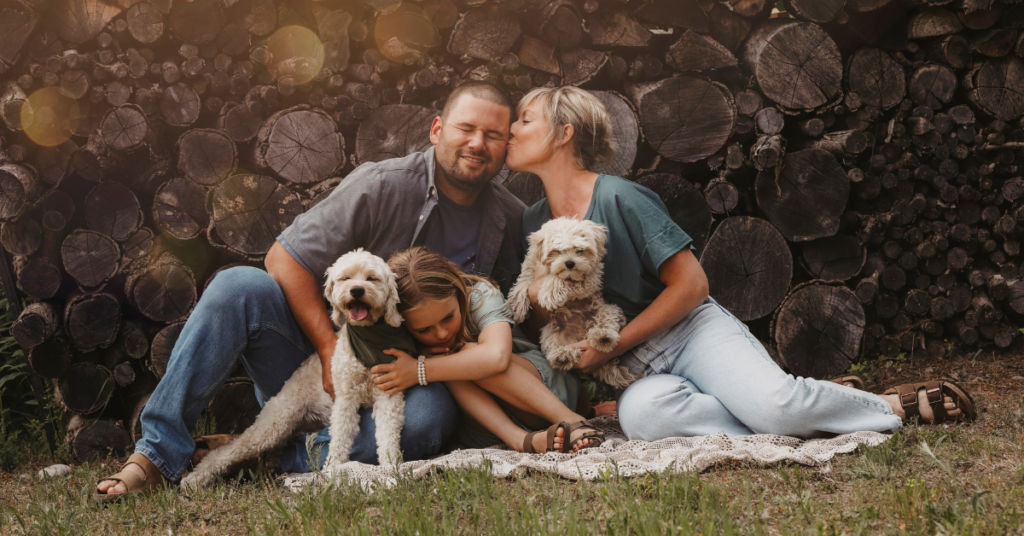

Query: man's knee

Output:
[202, 267, 284, 312]
[401, 383, 458, 448]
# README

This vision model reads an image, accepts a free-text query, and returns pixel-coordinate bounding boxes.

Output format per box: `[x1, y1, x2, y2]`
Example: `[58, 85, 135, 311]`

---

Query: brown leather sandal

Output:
[93, 453, 166, 504]
[523, 422, 568, 454]
[830, 374, 866, 390]
[563, 420, 605, 453]
[883, 379, 977, 424]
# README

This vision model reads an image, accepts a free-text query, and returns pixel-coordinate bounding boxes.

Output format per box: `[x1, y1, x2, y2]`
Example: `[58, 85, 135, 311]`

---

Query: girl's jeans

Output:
[134, 267, 458, 481]
[617, 297, 901, 440]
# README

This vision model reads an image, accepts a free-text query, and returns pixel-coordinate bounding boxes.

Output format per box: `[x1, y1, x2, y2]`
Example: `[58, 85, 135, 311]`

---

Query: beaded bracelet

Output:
[417, 355, 427, 386]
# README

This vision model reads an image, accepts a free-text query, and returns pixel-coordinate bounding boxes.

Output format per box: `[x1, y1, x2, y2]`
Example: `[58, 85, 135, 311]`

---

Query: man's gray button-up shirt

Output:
[277, 147, 528, 295]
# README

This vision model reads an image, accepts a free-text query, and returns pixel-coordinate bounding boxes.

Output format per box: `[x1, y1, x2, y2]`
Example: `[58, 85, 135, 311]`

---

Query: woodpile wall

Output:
[1, 0, 1022, 460]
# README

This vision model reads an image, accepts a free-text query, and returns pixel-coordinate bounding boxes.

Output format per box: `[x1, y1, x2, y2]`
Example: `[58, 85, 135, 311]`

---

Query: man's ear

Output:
[429, 116, 443, 146]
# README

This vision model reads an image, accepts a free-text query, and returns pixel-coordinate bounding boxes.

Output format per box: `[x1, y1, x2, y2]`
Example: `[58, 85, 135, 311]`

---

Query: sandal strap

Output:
[886, 380, 970, 423]
[547, 422, 568, 453]
[563, 420, 605, 451]
[97, 453, 164, 493]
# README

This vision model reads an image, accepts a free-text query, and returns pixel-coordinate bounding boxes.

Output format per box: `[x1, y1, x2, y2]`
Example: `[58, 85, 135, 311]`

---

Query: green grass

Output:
[1, 399, 1022, 535]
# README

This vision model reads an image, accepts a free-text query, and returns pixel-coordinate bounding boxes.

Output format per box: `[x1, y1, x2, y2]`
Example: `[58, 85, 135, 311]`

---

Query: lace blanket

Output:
[280, 416, 889, 491]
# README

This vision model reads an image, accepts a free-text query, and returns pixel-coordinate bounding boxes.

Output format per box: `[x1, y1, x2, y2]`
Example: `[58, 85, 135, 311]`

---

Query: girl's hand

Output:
[417, 344, 451, 357]
[569, 340, 616, 373]
[371, 349, 419, 394]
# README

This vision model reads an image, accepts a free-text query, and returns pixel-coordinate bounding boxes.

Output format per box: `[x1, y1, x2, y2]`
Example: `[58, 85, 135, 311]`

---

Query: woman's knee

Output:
[617, 375, 692, 440]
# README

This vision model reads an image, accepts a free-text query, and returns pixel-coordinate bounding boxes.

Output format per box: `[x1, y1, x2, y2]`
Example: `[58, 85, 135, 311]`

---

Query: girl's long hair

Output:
[387, 247, 496, 350]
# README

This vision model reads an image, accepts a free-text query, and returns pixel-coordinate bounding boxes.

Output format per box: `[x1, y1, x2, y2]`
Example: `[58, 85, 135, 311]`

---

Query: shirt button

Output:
[419, 215, 424, 221]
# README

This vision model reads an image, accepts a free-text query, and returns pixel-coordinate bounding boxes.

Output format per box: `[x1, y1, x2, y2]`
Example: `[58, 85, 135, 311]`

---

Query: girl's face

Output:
[506, 99, 552, 173]
[403, 296, 463, 350]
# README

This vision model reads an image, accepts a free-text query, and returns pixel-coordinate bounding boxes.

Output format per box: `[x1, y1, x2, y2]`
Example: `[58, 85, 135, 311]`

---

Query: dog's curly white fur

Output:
[508, 218, 642, 388]
[181, 249, 406, 490]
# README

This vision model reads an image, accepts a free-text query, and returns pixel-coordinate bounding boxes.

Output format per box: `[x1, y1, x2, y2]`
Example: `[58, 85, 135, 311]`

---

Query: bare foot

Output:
[593, 401, 617, 417]
[97, 463, 146, 495]
[882, 388, 962, 423]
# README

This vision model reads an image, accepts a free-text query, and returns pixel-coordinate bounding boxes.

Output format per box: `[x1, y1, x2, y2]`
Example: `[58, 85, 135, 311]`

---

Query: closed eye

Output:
[577, 248, 586, 254]
[367, 276, 378, 282]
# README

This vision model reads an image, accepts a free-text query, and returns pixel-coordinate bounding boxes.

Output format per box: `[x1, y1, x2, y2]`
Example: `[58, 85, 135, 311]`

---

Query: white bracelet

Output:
[417, 355, 427, 386]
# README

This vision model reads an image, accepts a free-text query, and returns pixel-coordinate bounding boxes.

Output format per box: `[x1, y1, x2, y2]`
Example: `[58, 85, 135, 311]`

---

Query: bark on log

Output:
[153, 177, 209, 241]
[66, 416, 131, 463]
[627, 76, 735, 163]
[255, 107, 345, 185]
[57, 363, 115, 414]
[85, 182, 143, 241]
[27, 337, 71, 378]
[773, 283, 865, 378]
[11, 301, 59, 350]
[207, 173, 302, 258]
[590, 91, 638, 178]
[175, 129, 238, 187]
[665, 30, 737, 72]
[354, 104, 434, 165]
[634, 174, 712, 254]
[148, 320, 183, 379]
[755, 148, 850, 242]
[783, 0, 846, 23]
[742, 20, 843, 111]
[700, 216, 793, 321]
[207, 377, 261, 434]
[126, 253, 196, 323]
[0, 163, 43, 222]
[1, 216, 41, 256]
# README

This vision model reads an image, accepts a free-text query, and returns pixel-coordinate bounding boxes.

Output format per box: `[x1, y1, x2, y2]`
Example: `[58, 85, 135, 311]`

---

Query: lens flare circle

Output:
[266, 25, 324, 85]
[22, 87, 79, 147]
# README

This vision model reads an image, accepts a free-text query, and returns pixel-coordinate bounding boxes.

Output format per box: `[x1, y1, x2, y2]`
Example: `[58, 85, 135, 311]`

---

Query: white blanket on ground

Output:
[279, 416, 889, 491]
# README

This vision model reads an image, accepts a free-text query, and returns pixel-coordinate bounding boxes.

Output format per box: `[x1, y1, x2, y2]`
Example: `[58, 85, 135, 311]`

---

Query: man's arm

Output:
[265, 241, 339, 399]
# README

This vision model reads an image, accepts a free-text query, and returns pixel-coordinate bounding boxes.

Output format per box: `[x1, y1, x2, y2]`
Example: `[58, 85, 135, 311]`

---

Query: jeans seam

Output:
[134, 446, 177, 483]
[255, 322, 316, 356]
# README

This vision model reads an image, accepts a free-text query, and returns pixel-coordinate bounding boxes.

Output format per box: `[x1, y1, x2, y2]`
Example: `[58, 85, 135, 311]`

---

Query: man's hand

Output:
[371, 349, 419, 395]
[569, 340, 618, 373]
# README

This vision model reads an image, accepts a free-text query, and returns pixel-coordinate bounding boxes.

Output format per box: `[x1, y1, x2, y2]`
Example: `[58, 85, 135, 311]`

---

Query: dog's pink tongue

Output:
[349, 306, 368, 321]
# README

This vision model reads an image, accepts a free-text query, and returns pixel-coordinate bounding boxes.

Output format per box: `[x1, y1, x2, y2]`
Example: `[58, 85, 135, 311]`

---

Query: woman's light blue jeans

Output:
[134, 266, 458, 481]
[617, 297, 902, 440]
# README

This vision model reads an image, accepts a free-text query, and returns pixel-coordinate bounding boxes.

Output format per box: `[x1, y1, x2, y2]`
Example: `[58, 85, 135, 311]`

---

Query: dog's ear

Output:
[383, 270, 404, 328]
[584, 221, 609, 259]
[508, 230, 544, 323]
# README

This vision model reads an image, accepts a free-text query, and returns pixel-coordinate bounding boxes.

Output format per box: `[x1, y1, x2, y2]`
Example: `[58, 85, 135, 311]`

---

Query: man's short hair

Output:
[440, 81, 513, 120]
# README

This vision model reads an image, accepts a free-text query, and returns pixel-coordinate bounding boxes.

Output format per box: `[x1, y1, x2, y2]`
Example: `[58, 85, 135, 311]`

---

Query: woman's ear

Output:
[557, 124, 575, 148]
[384, 272, 404, 328]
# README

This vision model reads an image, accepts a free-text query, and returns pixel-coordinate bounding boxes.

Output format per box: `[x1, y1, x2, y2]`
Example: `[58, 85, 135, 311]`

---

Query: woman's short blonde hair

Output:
[517, 86, 616, 171]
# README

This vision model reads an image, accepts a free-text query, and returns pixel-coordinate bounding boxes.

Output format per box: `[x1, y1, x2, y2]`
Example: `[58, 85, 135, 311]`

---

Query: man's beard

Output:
[437, 149, 497, 193]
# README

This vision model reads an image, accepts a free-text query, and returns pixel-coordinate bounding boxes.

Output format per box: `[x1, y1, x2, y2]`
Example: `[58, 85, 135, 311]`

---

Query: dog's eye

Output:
[340, 277, 350, 281]
[576, 248, 586, 254]
[367, 276, 378, 282]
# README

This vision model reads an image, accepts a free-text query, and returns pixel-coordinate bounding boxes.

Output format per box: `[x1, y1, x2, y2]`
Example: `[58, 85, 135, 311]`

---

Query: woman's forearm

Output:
[608, 249, 709, 360]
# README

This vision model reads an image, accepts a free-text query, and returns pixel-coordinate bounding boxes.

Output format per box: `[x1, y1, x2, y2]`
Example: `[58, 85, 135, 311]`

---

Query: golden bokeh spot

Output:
[22, 87, 79, 147]
[267, 25, 324, 85]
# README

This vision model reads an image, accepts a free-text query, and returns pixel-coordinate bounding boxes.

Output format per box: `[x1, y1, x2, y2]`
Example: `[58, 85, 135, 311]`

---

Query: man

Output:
[96, 81, 526, 498]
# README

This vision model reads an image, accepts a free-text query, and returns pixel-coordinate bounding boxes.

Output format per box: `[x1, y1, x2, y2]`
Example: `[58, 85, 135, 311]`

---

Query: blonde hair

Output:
[517, 86, 616, 171]
[387, 247, 494, 349]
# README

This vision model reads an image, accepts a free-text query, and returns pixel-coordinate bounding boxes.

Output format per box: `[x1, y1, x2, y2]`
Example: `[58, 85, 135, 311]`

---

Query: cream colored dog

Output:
[508, 218, 642, 388]
[182, 249, 407, 489]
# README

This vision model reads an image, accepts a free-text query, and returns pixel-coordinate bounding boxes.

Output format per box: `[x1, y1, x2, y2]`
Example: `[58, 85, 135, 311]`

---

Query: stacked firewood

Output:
[1, 0, 1022, 460]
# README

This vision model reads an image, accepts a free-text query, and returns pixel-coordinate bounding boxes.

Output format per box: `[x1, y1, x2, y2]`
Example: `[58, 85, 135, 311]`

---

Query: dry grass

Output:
[1, 350, 1023, 535]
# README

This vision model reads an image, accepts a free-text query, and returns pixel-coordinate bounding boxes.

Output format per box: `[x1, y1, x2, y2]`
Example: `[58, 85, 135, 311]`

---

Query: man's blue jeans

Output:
[134, 266, 458, 481]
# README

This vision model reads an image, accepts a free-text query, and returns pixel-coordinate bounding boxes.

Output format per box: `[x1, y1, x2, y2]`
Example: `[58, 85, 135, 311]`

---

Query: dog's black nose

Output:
[350, 287, 365, 298]
[565, 260, 576, 270]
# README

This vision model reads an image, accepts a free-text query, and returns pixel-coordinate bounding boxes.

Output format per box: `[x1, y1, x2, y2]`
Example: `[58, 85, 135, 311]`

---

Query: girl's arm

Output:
[574, 248, 708, 372]
[370, 323, 513, 395]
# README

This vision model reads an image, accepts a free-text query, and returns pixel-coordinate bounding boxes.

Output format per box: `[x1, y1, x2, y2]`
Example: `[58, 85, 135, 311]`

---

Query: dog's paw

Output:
[180, 471, 215, 491]
[588, 328, 620, 353]
[548, 346, 581, 371]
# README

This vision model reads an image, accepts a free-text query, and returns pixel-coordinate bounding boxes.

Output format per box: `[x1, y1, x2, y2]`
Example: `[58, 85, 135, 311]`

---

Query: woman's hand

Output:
[569, 340, 618, 373]
[370, 349, 419, 395]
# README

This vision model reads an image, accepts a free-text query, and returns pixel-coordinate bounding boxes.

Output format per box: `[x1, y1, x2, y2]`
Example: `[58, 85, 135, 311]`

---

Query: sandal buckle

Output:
[900, 392, 918, 407]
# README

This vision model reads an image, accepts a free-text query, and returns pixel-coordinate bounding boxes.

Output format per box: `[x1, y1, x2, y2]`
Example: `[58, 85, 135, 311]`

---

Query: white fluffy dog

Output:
[508, 217, 642, 388]
[182, 249, 409, 489]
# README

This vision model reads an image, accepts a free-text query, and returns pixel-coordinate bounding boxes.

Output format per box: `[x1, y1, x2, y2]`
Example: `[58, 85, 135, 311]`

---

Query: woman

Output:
[288, 246, 606, 470]
[505, 86, 976, 440]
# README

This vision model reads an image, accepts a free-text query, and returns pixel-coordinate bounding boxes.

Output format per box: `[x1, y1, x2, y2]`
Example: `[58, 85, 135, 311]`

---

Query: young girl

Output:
[368, 246, 606, 454]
